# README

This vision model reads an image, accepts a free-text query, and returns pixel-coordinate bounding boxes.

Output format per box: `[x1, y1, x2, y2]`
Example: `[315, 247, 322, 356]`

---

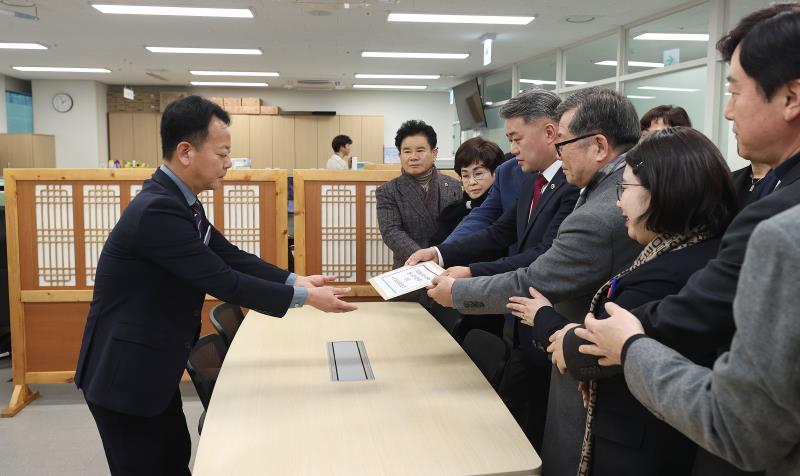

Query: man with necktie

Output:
[75, 95, 356, 475]
[406, 88, 579, 450]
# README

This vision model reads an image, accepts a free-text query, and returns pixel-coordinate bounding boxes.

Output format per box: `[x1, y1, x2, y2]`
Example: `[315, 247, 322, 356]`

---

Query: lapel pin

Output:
[550, 183, 555, 190]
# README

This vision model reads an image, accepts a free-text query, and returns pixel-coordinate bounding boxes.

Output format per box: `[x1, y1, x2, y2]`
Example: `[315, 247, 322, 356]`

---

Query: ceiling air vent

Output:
[295, 79, 335, 91]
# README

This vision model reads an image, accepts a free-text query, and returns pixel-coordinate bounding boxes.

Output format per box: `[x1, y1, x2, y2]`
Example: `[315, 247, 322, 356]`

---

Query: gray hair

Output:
[554, 87, 641, 152]
[499, 88, 561, 123]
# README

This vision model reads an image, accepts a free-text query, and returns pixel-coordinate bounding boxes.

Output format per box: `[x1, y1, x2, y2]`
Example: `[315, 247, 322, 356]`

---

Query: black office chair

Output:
[186, 333, 227, 434]
[209, 302, 245, 349]
[462, 329, 510, 390]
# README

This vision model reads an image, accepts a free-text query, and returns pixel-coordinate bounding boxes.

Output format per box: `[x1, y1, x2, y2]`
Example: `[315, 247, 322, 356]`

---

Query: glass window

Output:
[480, 106, 510, 154]
[5, 91, 33, 133]
[626, 3, 710, 75]
[623, 66, 706, 132]
[484, 68, 512, 104]
[726, 0, 774, 31]
[564, 34, 617, 85]
[518, 55, 557, 92]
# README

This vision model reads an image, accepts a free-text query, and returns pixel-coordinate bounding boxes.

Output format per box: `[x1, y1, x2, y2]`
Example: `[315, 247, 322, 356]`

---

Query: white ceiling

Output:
[0, 0, 699, 90]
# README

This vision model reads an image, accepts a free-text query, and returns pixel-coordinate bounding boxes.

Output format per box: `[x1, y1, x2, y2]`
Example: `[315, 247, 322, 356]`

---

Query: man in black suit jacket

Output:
[75, 96, 356, 475]
[407, 88, 578, 450]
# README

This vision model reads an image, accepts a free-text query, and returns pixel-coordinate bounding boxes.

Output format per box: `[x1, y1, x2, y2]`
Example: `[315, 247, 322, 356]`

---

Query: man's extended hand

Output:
[426, 275, 455, 308]
[405, 247, 439, 266]
[574, 302, 645, 366]
[441, 266, 471, 279]
[295, 274, 337, 288]
[306, 286, 358, 313]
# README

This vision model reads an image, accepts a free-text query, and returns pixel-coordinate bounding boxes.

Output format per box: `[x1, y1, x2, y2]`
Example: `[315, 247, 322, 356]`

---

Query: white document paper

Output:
[368, 261, 446, 301]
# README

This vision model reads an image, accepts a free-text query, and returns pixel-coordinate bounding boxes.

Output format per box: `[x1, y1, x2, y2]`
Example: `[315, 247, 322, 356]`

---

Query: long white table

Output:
[193, 302, 541, 475]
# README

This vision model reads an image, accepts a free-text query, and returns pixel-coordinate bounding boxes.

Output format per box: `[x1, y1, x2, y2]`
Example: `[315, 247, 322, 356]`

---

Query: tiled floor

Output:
[0, 357, 204, 475]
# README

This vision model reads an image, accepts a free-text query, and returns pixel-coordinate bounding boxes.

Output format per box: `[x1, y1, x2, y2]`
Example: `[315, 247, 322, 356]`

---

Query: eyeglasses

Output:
[460, 168, 491, 183]
[554, 131, 602, 157]
[616, 181, 645, 200]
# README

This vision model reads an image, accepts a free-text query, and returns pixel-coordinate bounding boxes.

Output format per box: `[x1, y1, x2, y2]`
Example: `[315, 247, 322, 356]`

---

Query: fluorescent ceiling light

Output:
[190, 81, 269, 87]
[637, 86, 700, 92]
[595, 60, 664, 68]
[13, 66, 111, 73]
[191, 70, 279, 77]
[355, 73, 440, 79]
[626, 95, 656, 99]
[146, 47, 261, 55]
[634, 33, 709, 41]
[519, 79, 587, 85]
[388, 13, 534, 25]
[362, 51, 469, 59]
[0, 42, 47, 50]
[92, 4, 253, 18]
[353, 84, 427, 90]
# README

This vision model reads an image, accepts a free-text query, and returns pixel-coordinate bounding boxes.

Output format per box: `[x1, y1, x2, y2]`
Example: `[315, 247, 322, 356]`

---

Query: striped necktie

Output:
[190, 201, 206, 239]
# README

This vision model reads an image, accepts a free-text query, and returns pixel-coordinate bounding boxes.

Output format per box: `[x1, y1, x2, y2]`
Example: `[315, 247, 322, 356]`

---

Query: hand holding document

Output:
[369, 261, 445, 300]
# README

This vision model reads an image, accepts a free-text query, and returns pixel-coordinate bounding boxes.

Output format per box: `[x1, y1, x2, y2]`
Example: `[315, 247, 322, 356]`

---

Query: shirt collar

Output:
[773, 149, 800, 181]
[159, 164, 197, 206]
[540, 159, 562, 183]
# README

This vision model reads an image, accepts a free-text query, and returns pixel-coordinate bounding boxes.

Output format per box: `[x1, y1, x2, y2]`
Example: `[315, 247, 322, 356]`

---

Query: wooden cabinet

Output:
[315, 116, 340, 168]
[108, 112, 160, 166]
[0, 134, 56, 173]
[249, 115, 274, 168]
[229, 114, 251, 158]
[108, 113, 386, 170]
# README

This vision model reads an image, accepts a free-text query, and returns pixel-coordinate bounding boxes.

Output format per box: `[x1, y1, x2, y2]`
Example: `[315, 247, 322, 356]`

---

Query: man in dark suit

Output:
[407, 89, 579, 450]
[75, 96, 356, 475]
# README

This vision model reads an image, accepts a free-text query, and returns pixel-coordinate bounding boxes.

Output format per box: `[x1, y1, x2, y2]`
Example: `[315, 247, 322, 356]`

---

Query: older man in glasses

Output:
[427, 87, 643, 476]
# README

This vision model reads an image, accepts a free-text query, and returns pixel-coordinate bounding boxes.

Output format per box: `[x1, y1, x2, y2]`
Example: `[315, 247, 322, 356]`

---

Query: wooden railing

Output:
[2, 168, 288, 416]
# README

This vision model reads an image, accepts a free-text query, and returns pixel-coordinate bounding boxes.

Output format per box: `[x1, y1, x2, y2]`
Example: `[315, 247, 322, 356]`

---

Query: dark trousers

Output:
[424, 301, 504, 343]
[498, 347, 552, 452]
[86, 390, 192, 476]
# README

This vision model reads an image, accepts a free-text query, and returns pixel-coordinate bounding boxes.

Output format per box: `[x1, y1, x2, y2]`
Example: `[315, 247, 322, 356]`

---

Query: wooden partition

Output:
[294, 170, 399, 299]
[293, 169, 458, 299]
[2, 168, 288, 416]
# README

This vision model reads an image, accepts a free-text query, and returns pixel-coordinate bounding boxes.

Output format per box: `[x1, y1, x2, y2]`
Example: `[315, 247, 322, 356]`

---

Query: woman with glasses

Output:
[430, 137, 505, 245]
[506, 127, 739, 475]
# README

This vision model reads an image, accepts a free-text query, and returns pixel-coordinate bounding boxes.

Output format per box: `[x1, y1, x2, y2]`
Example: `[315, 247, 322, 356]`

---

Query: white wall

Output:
[0, 74, 7, 133]
[31, 79, 108, 167]
[189, 87, 456, 158]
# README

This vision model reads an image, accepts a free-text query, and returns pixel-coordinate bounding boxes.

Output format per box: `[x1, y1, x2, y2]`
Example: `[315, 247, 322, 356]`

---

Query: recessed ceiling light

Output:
[353, 84, 428, 90]
[595, 60, 665, 68]
[0, 42, 47, 50]
[634, 33, 709, 41]
[146, 47, 261, 55]
[190, 81, 269, 87]
[637, 86, 699, 92]
[13, 66, 111, 73]
[626, 95, 656, 99]
[519, 79, 587, 85]
[387, 13, 534, 25]
[190, 70, 279, 77]
[91, 4, 253, 18]
[362, 51, 469, 59]
[355, 73, 440, 79]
